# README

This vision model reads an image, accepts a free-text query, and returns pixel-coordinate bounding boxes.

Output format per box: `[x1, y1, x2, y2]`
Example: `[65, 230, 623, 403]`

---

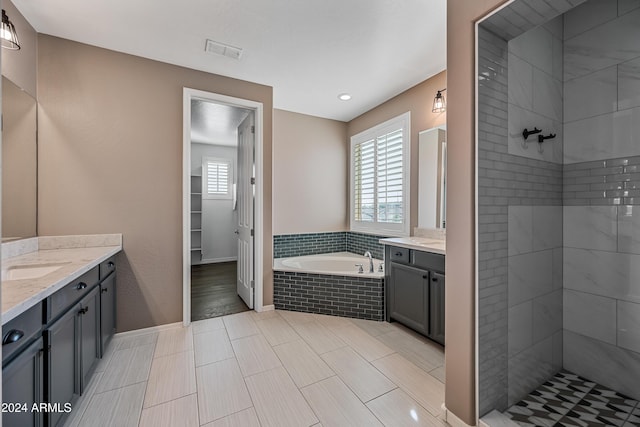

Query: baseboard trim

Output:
[115, 321, 183, 338]
[257, 304, 275, 312]
[442, 404, 476, 427]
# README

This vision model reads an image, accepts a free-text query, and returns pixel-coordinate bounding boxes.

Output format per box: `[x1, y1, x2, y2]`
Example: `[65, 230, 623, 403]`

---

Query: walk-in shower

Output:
[476, 0, 640, 425]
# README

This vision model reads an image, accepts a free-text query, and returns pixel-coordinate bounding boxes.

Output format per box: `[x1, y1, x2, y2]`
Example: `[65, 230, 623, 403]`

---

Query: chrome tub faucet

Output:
[364, 251, 374, 273]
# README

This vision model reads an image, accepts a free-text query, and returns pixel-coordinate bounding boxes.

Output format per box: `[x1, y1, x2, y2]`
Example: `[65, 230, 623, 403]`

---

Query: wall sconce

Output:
[432, 88, 446, 113]
[1, 9, 20, 50]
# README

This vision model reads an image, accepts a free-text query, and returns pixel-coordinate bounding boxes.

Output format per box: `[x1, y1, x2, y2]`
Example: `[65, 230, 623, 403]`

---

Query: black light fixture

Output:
[432, 88, 446, 113]
[1, 9, 20, 50]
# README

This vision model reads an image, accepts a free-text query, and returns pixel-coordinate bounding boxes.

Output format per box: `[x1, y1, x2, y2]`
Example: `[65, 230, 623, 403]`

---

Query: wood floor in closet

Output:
[190, 261, 249, 321]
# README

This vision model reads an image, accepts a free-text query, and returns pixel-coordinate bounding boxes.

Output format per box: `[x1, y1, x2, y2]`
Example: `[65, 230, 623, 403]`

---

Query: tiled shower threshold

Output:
[505, 371, 640, 426]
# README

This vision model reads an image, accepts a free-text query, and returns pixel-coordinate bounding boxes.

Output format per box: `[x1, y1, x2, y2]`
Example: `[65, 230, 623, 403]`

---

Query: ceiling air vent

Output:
[205, 39, 243, 59]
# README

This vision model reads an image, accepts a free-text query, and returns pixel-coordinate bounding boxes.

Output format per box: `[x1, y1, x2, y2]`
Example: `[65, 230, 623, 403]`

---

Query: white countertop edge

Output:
[2, 246, 122, 324]
[379, 237, 446, 255]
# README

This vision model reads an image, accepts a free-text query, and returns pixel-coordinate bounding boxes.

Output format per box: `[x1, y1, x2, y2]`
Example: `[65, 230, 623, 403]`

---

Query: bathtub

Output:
[273, 252, 384, 278]
[273, 251, 385, 321]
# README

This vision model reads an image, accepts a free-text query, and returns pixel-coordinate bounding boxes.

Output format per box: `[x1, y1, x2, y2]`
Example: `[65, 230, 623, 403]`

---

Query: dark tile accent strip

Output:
[273, 231, 387, 260]
[346, 232, 386, 260]
[273, 271, 384, 321]
[273, 232, 346, 258]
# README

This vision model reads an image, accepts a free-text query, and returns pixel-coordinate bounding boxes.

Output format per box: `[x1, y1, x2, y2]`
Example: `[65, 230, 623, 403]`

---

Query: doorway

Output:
[182, 88, 265, 325]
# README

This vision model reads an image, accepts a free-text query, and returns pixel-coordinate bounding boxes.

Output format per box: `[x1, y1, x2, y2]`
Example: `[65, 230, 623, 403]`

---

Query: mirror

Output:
[418, 126, 446, 229]
[2, 76, 37, 240]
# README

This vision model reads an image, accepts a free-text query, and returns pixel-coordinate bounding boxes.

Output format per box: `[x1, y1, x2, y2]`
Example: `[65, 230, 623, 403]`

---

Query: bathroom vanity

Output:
[1, 235, 121, 427]
[381, 237, 445, 345]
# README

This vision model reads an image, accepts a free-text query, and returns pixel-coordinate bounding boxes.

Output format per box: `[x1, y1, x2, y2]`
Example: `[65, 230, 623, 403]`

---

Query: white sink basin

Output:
[408, 237, 443, 245]
[1, 262, 71, 281]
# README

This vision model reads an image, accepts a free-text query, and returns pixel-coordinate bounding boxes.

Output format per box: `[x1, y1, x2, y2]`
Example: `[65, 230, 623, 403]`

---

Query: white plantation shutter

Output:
[204, 157, 233, 199]
[377, 129, 404, 223]
[350, 112, 410, 236]
[354, 139, 376, 222]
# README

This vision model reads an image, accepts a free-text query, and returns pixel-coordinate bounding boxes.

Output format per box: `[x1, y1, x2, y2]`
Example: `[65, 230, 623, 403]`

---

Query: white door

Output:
[236, 113, 254, 309]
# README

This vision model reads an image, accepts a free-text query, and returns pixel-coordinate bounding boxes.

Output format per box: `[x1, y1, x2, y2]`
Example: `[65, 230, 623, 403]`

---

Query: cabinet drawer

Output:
[2, 303, 42, 364]
[99, 257, 116, 281]
[49, 267, 99, 322]
[412, 251, 445, 272]
[389, 247, 410, 263]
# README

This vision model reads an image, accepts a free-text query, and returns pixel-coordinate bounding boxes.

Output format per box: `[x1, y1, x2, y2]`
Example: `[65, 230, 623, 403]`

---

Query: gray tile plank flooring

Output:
[64, 310, 445, 427]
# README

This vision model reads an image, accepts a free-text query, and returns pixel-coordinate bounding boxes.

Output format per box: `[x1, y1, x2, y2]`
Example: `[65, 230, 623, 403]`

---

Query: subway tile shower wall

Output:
[477, 23, 565, 415]
[273, 232, 386, 259]
[564, 156, 640, 205]
[273, 271, 384, 321]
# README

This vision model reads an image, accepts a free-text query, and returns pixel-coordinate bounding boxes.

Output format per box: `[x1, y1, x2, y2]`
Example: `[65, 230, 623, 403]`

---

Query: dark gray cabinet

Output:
[388, 262, 429, 335]
[2, 257, 117, 427]
[2, 303, 45, 427]
[79, 286, 100, 392]
[47, 285, 100, 427]
[385, 245, 445, 345]
[429, 272, 445, 345]
[99, 258, 116, 357]
[47, 306, 78, 427]
[2, 337, 44, 427]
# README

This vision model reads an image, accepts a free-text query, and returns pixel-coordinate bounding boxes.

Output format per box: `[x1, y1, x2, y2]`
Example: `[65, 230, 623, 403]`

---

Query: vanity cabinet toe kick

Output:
[2, 256, 118, 427]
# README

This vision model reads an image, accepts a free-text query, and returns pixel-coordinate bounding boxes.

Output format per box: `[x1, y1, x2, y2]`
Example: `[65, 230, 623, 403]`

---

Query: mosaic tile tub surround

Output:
[273, 271, 384, 321]
[273, 231, 387, 259]
[273, 231, 388, 320]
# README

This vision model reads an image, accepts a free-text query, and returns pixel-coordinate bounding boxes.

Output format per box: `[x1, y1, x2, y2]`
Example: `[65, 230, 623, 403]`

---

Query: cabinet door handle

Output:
[432, 277, 437, 282]
[395, 252, 403, 256]
[423, 275, 428, 279]
[2, 329, 24, 345]
[108, 261, 115, 268]
[76, 282, 88, 290]
[79, 307, 89, 315]
[102, 287, 108, 293]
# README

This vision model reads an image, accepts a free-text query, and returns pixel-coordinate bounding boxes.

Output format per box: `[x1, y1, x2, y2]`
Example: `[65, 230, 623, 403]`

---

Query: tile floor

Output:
[63, 309, 447, 427]
[506, 370, 640, 427]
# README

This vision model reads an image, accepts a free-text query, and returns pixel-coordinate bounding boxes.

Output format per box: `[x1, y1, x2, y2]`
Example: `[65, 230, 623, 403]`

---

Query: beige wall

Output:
[347, 71, 447, 232]
[1, 0, 37, 96]
[446, 0, 507, 425]
[273, 109, 348, 234]
[36, 35, 274, 331]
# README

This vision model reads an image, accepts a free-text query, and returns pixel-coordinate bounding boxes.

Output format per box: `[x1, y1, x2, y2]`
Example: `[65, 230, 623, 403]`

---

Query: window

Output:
[350, 112, 410, 236]
[203, 157, 233, 200]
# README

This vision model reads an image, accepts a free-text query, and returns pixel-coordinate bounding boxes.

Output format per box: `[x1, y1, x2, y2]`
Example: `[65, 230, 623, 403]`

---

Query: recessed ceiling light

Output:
[338, 93, 352, 101]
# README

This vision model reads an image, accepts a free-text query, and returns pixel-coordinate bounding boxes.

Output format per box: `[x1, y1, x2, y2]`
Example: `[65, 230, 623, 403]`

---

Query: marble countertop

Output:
[2, 240, 122, 324]
[379, 236, 446, 255]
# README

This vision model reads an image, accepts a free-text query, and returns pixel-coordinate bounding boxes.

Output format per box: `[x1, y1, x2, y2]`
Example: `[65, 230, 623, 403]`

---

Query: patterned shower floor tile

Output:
[505, 370, 639, 427]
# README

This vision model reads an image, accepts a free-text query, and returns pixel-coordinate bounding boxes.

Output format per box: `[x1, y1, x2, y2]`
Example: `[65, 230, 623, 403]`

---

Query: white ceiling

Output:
[191, 100, 250, 146]
[12, 0, 446, 122]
